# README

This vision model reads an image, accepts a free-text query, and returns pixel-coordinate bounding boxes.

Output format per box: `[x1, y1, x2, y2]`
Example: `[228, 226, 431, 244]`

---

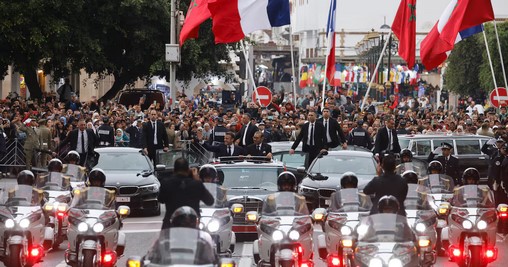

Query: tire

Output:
[253, 253, 260, 264]
[53, 219, 63, 249]
[467, 246, 484, 267]
[82, 249, 96, 267]
[8, 244, 23, 267]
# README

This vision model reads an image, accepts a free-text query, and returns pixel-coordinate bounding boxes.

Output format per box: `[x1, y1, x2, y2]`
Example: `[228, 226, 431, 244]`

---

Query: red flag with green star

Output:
[179, 0, 211, 45]
[392, 0, 417, 68]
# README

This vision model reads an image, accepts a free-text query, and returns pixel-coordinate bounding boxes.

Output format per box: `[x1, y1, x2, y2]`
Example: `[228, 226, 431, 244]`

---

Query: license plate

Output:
[325, 199, 331, 206]
[116, 197, 130, 202]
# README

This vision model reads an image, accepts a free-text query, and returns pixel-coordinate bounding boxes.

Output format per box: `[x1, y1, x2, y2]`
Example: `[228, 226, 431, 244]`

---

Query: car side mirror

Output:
[313, 173, 328, 181]
[297, 167, 306, 174]
[155, 164, 166, 172]
[117, 205, 130, 218]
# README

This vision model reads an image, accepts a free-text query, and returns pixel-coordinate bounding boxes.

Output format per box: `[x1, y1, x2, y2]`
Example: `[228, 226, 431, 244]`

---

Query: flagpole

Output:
[493, 20, 508, 89]
[360, 30, 392, 112]
[289, 7, 298, 106]
[321, 34, 330, 110]
[240, 41, 261, 106]
[482, 27, 500, 105]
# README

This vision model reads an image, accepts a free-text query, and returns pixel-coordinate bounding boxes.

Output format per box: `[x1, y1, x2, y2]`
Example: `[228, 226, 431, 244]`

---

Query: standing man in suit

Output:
[125, 119, 142, 148]
[373, 115, 401, 154]
[245, 131, 273, 159]
[142, 110, 169, 164]
[289, 111, 328, 168]
[318, 107, 347, 149]
[201, 132, 245, 158]
[236, 113, 258, 147]
[428, 142, 461, 185]
[56, 119, 98, 168]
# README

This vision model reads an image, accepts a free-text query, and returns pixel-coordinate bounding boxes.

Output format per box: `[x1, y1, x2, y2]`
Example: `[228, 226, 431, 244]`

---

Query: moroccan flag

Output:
[420, 0, 494, 69]
[392, 0, 417, 68]
[179, 0, 211, 45]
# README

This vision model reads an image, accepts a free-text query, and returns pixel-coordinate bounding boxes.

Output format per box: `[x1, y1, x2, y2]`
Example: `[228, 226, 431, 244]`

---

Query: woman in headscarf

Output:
[115, 128, 129, 147]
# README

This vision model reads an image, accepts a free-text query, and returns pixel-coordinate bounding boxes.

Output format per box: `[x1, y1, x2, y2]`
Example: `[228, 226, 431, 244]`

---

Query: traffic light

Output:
[235, 52, 246, 80]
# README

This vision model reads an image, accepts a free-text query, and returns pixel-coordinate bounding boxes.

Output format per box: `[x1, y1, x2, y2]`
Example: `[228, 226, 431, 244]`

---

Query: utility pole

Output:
[170, 0, 177, 109]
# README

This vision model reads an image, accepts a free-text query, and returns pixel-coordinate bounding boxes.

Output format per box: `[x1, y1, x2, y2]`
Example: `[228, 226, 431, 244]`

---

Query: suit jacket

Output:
[58, 129, 97, 153]
[291, 121, 328, 152]
[125, 126, 142, 148]
[202, 142, 245, 158]
[318, 117, 346, 148]
[142, 120, 169, 150]
[245, 143, 272, 157]
[236, 123, 258, 147]
[373, 127, 401, 154]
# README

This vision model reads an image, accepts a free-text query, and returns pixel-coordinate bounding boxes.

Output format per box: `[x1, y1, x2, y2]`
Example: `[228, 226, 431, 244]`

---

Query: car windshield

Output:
[35, 172, 70, 191]
[201, 183, 227, 208]
[262, 192, 309, 216]
[0, 185, 42, 207]
[419, 174, 455, 193]
[218, 167, 281, 191]
[398, 138, 410, 150]
[157, 150, 206, 167]
[357, 214, 414, 243]
[451, 185, 495, 208]
[64, 164, 86, 182]
[404, 184, 432, 210]
[145, 228, 216, 265]
[329, 189, 373, 212]
[95, 152, 151, 171]
[310, 155, 376, 175]
[70, 187, 116, 210]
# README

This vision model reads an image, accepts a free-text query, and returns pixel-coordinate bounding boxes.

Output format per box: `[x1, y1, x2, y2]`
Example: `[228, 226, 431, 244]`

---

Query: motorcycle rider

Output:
[396, 149, 421, 175]
[199, 164, 219, 184]
[97, 117, 115, 147]
[88, 168, 107, 187]
[63, 150, 87, 181]
[377, 195, 400, 214]
[461, 167, 481, 186]
[402, 170, 419, 184]
[277, 171, 298, 192]
[340, 172, 358, 189]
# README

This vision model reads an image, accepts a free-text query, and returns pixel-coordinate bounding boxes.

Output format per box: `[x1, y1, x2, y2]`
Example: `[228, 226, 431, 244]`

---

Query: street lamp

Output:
[380, 18, 392, 98]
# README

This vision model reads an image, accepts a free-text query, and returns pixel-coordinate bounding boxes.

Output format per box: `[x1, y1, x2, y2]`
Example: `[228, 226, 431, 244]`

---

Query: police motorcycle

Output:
[0, 180, 52, 267]
[402, 171, 437, 266]
[354, 196, 430, 267]
[63, 151, 88, 190]
[442, 168, 499, 267]
[395, 149, 423, 176]
[65, 169, 129, 267]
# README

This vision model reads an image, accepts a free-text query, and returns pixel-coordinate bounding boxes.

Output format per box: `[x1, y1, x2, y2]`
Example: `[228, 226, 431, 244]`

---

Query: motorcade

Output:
[0, 185, 51, 267]
[95, 147, 161, 216]
[247, 192, 315, 267]
[297, 151, 377, 210]
[65, 187, 129, 267]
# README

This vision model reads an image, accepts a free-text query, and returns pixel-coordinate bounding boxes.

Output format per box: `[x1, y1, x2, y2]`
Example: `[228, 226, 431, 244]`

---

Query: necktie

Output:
[81, 131, 86, 153]
[153, 122, 157, 145]
[388, 128, 392, 151]
[258, 145, 261, 151]
[310, 123, 314, 146]
[228, 146, 232, 156]
[325, 120, 331, 143]
[242, 123, 248, 145]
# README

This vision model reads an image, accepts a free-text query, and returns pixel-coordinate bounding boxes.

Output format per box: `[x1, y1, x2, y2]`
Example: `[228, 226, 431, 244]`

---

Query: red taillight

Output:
[103, 252, 116, 263]
[500, 213, 507, 218]
[486, 249, 495, 258]
[452, 248, 461, 257]
[57, 212, 66, 218]
[327, 255, 341, 266]
[300, 262, 311, 267]
[30, 247, 41, 257]
[297, 245, 303, 254]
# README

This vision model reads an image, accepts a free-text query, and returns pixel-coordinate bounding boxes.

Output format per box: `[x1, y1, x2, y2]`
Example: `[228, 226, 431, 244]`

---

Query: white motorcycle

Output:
[442, 185, 499, 266]
[63, 163, 88, 190]
[247, 192, 315, 267]
[0, 185, 53, 267]
[65, 187, 129, 267]
[200, 183, 236, 256]
[315, 188, 372, 267]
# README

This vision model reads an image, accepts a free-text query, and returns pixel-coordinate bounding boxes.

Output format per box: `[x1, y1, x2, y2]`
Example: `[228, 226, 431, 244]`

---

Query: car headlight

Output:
[19, 218, 30, 229]
[415, 222, 426, 233]
[139, 183, 160, 193]
[388, 258, 403, 267]
[207, 220, 220, 233]
[341, 226, 352, 236]
[93, 223, 104, 233]
[272, 230, 284, 241]
[462, 220, 473, 230]
[289, 230, 300, 240]
[477, 220, 487, 230]
[5, 219, 14, 229]
[78, 222, 89, 232]
[368, 258, 383, 267]
[298, 185, 317, 194]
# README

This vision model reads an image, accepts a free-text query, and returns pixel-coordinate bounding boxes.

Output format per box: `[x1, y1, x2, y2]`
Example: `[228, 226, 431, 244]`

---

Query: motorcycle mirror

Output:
[245, 211, 258, 223]
[311, 208, 327, 222]
[126, 256, 143, 267]
[117, 206, 131, 217]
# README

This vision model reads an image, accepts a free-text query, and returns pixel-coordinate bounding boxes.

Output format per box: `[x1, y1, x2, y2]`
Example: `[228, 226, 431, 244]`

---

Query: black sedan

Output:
[95, 147, 161, 216]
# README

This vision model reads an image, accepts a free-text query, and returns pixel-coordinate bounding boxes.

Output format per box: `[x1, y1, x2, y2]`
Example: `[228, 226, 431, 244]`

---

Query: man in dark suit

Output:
[289, 111, 328, 168]
[202, 132, 245, 158]
[236, 113, 258, 147]
[318, 107, 347, 149]
[373, 115, 401, 154]
[428, 142, 461, 185]
[245, 131, 273, 159]
[56, 119, 98, 169]
[142, 110, 169, 164]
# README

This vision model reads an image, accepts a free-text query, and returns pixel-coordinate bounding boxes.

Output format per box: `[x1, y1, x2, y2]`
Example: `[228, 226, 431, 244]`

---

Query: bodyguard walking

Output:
[290, 111, 328, 168]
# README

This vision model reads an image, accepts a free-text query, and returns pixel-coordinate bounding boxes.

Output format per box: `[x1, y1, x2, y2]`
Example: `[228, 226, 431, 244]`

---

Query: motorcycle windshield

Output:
[262, 192, 309, 216]
[357, 214, 414, 243]
[64, 164, 86, 182]
[36, 172, 71, 191]
[451, 185, 495, 208]
[145, 228, 216, 265]
[419, 174, 454, 193]
[70, 187, 116, 210]
[404, 184, 432, 210]
[329, 189, 373, 212]
[396, 162, 424, 176]
[0, 185, 43, 207]
[201, 183, 227, 208]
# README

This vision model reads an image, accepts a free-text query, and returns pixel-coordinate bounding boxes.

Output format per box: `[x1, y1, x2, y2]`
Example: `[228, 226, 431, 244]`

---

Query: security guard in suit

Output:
[97, 117, 115, 147]
[428, 142, 460, 185]
[348, 120, 372, 149]
[209, 117, 227, 145]
[16, 118, 40, 170]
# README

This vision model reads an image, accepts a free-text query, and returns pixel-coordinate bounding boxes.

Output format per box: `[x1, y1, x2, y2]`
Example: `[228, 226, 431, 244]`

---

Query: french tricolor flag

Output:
[208, 0, 290, 44]
[325, 0, 337, 87]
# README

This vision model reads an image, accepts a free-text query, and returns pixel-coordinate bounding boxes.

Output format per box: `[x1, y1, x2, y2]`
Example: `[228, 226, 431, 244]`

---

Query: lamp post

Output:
[380, 20, 390, 100]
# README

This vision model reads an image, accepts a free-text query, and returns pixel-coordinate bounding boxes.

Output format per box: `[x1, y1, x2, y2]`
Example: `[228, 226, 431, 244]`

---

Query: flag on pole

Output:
[325, 0, 337, 84]
[299, 66, 308, 88]
[179, 0, 212, 45]
[392, 0, 417, 68]
[420, 0, 494, 70]
[207, 0, 290, 44]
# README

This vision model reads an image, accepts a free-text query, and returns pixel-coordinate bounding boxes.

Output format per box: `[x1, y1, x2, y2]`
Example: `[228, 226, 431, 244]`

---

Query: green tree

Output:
[479, 22, 508, 93]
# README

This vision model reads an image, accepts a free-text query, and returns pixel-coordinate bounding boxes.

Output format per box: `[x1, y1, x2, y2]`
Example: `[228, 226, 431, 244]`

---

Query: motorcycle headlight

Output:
[462, 220, 473, 230]
[199, 222, 204, 230]
[93, 223, 104, 233]
[289, 230, 300, 240]
[388, 258, 403, 267]
[341, 226, 352, 236]
[207, 220, 220, 233]
[477, 220, 487, 230]
[78, 222, 89, 232]
[368, 257, 383, 267]
[5, 219, 14, 229]
[272, 230, 284, 241]
[19, 218, 30, 229]
[139, 183, 159, 193]
[415, 222, 426, 233]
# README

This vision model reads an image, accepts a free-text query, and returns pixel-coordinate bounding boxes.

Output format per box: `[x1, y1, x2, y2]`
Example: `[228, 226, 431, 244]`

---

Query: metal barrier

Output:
[0, 139, 26, 167]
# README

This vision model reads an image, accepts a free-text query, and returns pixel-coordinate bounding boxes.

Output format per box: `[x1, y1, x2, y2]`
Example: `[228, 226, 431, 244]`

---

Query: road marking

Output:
[123, 229, 161, 234]
[238, 257, 253, 267]
[123, 221, 162, 224]
[242, 243, 252, 257]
